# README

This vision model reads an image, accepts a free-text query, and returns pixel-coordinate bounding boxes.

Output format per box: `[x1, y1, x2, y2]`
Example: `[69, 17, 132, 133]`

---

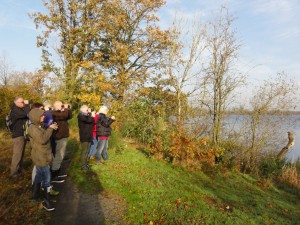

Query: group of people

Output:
[8, 97, 115, 212]
[77, 105, 115, 170]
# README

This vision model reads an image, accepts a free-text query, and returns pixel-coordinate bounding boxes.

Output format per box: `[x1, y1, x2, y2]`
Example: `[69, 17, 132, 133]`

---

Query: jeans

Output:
[52, 138, 68, 171]
[88, 137, 98, 158]
[10, 136, 26, 176]
[32, 165, 51, 188]
[95, 139, 108, 162]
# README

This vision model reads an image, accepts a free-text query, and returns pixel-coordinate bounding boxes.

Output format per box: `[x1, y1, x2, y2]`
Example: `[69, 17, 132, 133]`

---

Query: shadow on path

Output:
[48, 160, 127, 225]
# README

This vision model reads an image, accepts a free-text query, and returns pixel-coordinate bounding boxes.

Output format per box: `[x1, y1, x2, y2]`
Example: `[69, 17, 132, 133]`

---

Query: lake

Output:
[222, 114, 300, 162]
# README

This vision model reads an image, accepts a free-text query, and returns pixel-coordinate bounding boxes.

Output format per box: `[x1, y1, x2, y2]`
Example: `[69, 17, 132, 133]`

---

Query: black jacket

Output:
[96, 113, 115, 137]
[77, 112, 94, 142]
[11, 104, 30, 138]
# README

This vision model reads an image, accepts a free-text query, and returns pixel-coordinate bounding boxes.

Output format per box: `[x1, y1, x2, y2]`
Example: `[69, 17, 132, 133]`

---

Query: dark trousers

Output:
[80, 142, 90, 166]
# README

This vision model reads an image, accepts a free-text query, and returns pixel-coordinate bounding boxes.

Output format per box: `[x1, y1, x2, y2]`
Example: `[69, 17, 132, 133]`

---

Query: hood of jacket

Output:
[29, 108, 44, 125]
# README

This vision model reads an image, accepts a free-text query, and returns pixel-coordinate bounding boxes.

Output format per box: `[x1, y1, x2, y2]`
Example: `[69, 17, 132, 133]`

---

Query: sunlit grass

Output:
[70, 133, 300, 225]
[2, 125, 299, 225]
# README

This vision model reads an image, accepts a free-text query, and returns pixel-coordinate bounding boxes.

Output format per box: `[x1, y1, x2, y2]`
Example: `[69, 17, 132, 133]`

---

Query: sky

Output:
[0, 0, 299, 106]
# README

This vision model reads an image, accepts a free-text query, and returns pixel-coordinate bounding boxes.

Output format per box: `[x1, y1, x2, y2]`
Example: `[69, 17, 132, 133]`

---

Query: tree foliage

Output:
[30, 0, 171, 109]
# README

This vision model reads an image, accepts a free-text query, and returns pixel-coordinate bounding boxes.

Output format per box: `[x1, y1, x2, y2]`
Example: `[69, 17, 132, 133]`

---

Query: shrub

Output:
[259, 156, 286, 178]
[277, 165, 300, 191]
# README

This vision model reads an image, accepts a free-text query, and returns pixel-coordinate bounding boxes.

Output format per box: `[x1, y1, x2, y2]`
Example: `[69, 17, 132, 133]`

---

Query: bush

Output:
[259, 155, 286, 178]
[120, 98, 170, 145]
[277, 165, 300, 191]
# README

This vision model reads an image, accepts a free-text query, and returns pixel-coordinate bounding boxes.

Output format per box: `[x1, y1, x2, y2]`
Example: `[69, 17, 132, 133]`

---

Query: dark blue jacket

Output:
[96, 113, 115, 137]
[11, 104, 30, 138]
[77, 112, 94, 142]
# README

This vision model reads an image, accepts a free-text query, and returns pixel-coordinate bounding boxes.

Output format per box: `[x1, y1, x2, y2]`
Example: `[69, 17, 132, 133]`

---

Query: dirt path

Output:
[48, 163, 128, 225]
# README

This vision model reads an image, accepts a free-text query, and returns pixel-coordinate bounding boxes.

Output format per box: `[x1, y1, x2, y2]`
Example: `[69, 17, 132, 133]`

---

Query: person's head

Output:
[53, 101, 63, 111]
[44, 104, 52, 111]
[31, 103, 44, 110]
[80, 105, 89, 113]
[98, 105, 108, 115]
[29, 108, 45, 125]
[14, 97, 25, 108]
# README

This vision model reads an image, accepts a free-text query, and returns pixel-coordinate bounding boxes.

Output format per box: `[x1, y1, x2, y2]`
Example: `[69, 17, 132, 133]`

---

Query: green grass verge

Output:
[69, 135, 300, 225]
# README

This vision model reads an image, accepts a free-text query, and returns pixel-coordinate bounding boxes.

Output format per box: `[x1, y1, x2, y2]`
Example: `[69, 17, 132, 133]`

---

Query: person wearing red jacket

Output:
[88, 110, 98, 160]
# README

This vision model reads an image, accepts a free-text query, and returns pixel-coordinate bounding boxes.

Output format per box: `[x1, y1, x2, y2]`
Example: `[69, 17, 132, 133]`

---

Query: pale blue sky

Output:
[0, 0, 299, 99]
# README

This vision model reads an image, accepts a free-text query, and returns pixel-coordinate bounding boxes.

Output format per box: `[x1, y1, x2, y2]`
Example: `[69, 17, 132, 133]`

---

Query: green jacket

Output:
[28, 108, 54, 167]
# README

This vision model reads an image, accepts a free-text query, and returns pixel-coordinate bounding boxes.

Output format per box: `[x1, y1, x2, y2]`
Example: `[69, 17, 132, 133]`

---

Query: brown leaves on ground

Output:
[0, 134, 49, 225]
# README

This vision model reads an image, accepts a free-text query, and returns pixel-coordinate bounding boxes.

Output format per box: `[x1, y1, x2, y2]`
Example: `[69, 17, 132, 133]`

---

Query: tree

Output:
[30, 0, 107, 107]
[166, 15, 207, 130]
[0, 52, 13, 86]
[243, 72, 298, 173]
[100, 0, 171, 108]
[31, 0, 171, 110]
[202, 7, 244, 146]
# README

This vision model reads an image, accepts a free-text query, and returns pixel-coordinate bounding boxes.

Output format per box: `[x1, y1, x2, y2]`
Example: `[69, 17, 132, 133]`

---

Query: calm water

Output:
[223, 114, 300, 162]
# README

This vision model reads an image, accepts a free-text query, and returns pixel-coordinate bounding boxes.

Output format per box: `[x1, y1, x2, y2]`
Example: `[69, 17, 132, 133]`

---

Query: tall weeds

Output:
[278, 165, 300, 191]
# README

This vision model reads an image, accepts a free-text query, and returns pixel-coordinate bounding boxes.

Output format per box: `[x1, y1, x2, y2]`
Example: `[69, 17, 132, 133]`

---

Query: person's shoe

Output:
[57, 174, 67, 178]
[57, 168, 68, 177]
[51, 176, 65, 183]
[52, 169, 67, 178]
[42, 200, 55, 211]
[42, 187, 55, 211]
[89, 156, 96, 161]
[81, 165, 90, 170]
[49, 186, 60, 196]
[10, 172, 21, 178]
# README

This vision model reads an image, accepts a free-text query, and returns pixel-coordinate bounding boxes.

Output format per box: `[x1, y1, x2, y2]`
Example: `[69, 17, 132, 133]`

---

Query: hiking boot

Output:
[81, 165, 90, 170]
[57, 173, 67, 178]
[10, 172, 21, 179]
[89, 156, 96, 161]
[57, 168, 68, 178]
[51, 176, 65, 183]
[51, 169, 67, 180]
[49, 186, 60, 196]
[42, 187, 55, 211]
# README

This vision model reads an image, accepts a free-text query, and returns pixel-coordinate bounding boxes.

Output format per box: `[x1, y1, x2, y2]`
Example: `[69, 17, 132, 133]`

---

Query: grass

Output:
[69, 134, 300, 225]
[1, 126, 300, 225]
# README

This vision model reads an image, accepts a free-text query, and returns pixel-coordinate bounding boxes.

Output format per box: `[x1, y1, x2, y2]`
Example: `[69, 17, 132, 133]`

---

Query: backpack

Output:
[23, 120, 30, 141]
[5, 110, 13, 132]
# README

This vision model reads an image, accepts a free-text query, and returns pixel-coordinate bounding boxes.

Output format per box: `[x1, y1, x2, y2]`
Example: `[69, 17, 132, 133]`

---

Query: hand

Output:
[91, 111, 96, 117]
[64, 104, 69, 109]
[50, 123, 58, 130]
[88, 108, 92, 113]
[111, 116, 115, 120]
[24, 100, 29, 104]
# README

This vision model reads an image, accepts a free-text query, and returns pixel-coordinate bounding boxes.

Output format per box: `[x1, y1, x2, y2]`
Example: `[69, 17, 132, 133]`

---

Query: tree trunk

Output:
[277, 132, 295, 160]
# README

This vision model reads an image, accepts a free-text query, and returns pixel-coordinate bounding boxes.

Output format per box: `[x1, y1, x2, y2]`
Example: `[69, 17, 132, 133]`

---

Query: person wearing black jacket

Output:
[95, 105, 115, 163]
[10, 97, 30, 178]
[77, 105, 94, 170]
